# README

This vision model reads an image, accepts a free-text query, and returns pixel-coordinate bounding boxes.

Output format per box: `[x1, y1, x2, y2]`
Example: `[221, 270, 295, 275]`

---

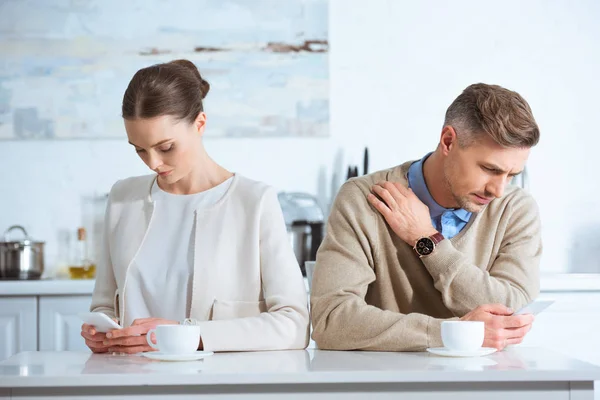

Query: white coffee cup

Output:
[146, 325, 201, 354]
[441, 321, 484, 351]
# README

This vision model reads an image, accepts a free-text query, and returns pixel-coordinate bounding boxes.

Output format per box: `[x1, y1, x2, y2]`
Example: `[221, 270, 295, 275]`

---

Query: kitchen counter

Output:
[0, 347, 598, 399]
[0, 273, 599, 297]
[539, 274, 600, 292]
[0, 279, 95, 296]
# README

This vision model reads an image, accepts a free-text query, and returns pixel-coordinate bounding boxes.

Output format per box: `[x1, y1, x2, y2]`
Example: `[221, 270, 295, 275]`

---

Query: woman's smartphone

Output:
[78, 312, 122, 332]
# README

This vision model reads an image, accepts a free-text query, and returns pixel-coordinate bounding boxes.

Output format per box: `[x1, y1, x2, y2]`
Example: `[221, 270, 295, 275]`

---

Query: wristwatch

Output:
[413, 232, 445, 257]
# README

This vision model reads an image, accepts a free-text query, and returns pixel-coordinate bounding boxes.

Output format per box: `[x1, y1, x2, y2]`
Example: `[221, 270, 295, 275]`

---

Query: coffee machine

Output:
[278, 192, 324, 276]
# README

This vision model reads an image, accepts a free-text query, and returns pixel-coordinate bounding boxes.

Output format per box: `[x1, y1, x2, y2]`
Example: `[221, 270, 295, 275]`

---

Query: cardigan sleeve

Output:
[420, 193, 542, 316]
[310, 181, 447, 351]
[90, 184, 119, 321]
[197, 187, 310, 351]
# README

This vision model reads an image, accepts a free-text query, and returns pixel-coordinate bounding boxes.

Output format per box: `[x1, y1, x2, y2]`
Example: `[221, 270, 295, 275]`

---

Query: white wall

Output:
[1, 0, 599, 276]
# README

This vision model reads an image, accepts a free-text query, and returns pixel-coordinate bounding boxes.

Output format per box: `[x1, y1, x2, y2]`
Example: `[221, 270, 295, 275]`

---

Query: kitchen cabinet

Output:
[0, 297, 37, 361]
[0, 294, 92, 360]
[0, 280, 95, 360]
[38, 296, 91, 351]
[0, 295, 92, 360]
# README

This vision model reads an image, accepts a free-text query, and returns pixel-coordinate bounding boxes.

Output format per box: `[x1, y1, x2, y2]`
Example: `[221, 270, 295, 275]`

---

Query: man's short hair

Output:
[444, 83, 540, 148]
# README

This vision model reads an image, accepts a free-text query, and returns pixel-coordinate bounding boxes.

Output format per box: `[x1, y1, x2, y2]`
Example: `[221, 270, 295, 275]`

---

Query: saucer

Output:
[426, 347, 497, 358]
[141, 351, 214, 362]
[426, 355, 498, 371]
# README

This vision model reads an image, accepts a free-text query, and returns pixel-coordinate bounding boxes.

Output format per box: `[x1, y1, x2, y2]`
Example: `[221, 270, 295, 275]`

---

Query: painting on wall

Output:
[0, 0, 329, 139]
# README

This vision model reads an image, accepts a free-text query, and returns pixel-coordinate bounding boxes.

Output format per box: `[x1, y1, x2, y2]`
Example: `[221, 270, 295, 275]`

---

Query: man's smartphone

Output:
[513, 299, 555, 316]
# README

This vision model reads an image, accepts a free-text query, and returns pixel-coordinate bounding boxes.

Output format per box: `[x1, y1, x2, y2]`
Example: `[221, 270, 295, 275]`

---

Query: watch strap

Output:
[430, 232, 445, 245]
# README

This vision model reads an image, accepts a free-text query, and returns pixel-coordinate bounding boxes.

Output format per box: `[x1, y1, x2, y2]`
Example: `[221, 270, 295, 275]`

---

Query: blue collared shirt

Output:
[407, 154, 472, 239]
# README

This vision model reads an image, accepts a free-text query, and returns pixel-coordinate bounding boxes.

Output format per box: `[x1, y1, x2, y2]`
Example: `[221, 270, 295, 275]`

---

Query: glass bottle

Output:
[68, 227, 96, 279]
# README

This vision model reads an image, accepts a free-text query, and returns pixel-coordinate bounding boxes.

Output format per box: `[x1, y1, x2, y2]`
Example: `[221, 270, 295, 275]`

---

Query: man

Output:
[310, 83, 541, 351]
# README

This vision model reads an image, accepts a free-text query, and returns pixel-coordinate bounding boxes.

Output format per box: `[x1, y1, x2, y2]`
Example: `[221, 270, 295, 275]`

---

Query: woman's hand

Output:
[103, 318, 178, 354]
[81, 323, 111, 353]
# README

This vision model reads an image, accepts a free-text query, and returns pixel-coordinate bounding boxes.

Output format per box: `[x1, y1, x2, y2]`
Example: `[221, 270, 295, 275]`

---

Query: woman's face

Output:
[125, 114, 205, 185]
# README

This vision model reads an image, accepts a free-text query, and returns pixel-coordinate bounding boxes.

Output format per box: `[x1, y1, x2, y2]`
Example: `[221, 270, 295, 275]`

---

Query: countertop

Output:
[0, 347, 599, 388]
[1, 273, 599, 296]
[0, 279, 95, 295]
[538, 274, 600, 292]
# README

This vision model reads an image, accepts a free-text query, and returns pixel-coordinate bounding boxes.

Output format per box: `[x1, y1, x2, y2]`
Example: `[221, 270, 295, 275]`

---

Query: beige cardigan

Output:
[90, 174, 309, 352]
[310, 161, 542, 351]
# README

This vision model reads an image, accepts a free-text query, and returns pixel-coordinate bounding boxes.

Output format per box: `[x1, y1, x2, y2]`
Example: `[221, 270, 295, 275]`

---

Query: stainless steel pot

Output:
[0, 225, 45, 280]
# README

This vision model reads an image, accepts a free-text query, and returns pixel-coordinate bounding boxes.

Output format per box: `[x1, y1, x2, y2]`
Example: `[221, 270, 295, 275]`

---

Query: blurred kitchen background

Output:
[2, 1, 600, 378]
[1, 0, 599, 279]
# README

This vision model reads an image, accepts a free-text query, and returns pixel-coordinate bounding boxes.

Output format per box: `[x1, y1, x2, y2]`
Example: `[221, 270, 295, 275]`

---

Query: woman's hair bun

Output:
[168, 59, 210, 99]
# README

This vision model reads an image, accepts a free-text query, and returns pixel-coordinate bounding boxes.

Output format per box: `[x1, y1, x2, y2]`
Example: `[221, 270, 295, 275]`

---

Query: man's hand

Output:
[103, 318, 178, 354]
[461, 304, 534, 350]
[367, 181, 436, 245]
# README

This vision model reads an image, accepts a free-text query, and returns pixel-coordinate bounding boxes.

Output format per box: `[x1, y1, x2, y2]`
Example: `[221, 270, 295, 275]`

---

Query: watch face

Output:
[416, 237, 435, 256]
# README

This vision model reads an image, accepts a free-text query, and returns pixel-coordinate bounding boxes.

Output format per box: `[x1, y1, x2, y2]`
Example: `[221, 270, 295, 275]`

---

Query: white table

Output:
[0, 347, 598, 399]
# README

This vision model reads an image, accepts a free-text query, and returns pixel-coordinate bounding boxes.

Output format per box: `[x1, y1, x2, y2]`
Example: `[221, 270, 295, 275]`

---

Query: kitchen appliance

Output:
[345, 147, 369, 180]
[278, 192, 324, 276]
[0, 225, 45, 280]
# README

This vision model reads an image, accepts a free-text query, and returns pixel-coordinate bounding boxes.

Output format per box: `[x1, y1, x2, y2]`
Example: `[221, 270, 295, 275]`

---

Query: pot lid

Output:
[2, 225, 42, 245]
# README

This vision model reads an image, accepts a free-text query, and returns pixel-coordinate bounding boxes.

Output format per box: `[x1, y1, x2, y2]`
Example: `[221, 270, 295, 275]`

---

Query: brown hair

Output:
[444, 83, 539, 148]
[122, 59, 210, 123]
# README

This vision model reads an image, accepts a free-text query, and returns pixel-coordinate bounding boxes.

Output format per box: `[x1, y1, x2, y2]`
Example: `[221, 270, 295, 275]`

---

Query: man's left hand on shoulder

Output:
[367, 181, 437, 245]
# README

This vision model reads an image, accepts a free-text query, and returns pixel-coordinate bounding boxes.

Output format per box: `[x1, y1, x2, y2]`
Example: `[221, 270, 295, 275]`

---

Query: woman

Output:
[80, 59, 309, 353]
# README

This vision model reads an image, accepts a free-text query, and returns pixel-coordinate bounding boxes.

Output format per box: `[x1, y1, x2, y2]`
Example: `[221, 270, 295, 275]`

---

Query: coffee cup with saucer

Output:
[142, 325, 213, 362]
[427, 321, 497, 357]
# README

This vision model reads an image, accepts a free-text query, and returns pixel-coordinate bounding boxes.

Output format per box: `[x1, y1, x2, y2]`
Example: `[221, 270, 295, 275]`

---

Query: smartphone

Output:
[513, 299, 555, 316]
[78, 312, 122, 332]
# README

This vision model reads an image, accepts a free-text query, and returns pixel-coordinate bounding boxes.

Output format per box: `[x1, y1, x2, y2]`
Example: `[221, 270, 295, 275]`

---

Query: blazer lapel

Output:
[111, 195, 155, 286]
[188, 207, 234, 321]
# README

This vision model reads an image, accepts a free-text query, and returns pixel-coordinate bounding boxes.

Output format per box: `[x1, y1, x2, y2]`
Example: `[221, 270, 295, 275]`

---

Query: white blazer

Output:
[90, 174, 309, 352]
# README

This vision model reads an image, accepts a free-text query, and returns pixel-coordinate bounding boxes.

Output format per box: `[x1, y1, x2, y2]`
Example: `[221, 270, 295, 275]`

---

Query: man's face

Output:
[443, 134, 530, 212]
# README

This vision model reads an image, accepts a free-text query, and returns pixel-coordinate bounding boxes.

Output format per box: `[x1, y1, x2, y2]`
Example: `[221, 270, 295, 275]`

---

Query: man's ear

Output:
[440, 126, 458, 155]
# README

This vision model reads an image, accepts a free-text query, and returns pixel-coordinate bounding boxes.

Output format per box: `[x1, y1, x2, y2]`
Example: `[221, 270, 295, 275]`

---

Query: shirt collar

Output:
[407, 153, 471, 222]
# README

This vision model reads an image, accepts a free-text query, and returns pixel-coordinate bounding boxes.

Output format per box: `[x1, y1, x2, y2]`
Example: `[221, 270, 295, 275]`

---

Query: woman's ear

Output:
[194, 112, 207, 137]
